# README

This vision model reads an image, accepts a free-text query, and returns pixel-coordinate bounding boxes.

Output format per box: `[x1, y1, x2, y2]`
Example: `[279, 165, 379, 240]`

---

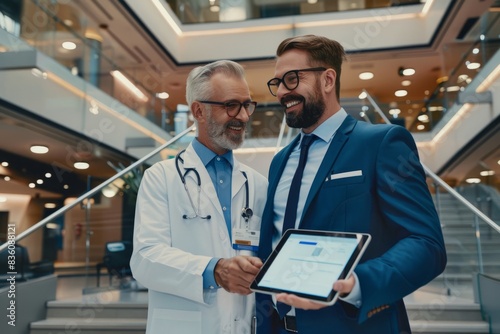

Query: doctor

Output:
[131, 60, 267, 334]
[256, 35, 446, 333]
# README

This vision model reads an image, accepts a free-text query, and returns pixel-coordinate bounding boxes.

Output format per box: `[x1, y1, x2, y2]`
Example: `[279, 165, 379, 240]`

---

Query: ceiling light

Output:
[110, 70, 148, 102]
[395, 90, 407, 97]
[358, 72, 374, 80]
[30, 145, 49, 154]
[418, 114, 429, 122]
[465, 178, 481, 184]
[64, 185, 69, 189]
[29, 183, 36, 188]
[358, 91, 367, 99]
[446, 86, 461, 92]
[210, 5, 220, 12]
[472, 48, 479, 55]
[45, 172, 52, 178]
[156, 92, 169, 99]
[389, 108, 401, 116]
[31, 68, 47, 79]
[398, 67, 415, 76]
[44, 203, 57, 209]
[63, 19, 73, 26]
[0, 196, 6, 203]
[466, 62, 481, 70]
[401, 80, 411, 86]
[480, 170, 495, 176]
[265, 111, 275, 116]
[1, 162, 8, 167]
[4, 176, 11, 181]
[417, 124, 425, 130]
[74, 162, 90, 170]
[62, 41, 77, 50]
[36, 179, 44, 185]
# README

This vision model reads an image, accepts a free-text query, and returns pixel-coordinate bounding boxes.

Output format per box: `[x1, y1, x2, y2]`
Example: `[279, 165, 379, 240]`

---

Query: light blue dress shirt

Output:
[273, 109, 362, 308]
[192, 139, 233, 289]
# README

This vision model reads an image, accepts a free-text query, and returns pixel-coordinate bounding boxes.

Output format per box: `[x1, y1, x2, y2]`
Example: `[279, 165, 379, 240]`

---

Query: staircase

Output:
[29, 193, 500, 334]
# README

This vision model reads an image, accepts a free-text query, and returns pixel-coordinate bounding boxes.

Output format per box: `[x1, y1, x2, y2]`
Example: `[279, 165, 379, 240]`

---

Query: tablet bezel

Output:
[251, 229, 371, 305]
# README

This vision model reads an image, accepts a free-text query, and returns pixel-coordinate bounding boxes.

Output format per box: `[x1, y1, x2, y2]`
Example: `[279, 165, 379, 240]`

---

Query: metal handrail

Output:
[363, 89, 500, 234]
[0, 124, 196, 253]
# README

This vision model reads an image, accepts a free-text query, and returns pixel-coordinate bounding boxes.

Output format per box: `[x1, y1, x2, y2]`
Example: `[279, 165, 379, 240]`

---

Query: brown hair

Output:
[276, 35, 346, 99]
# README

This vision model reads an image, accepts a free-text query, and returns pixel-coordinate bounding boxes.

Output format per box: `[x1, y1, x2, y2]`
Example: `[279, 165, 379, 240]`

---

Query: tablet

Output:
[251, 229, 371, 305]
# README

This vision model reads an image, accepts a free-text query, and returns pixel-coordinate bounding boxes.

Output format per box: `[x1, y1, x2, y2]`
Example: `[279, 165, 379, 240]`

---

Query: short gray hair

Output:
[185, 60, 246, 107]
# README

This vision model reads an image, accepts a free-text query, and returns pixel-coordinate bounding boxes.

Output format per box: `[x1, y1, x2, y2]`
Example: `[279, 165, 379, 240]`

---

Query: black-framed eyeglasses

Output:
[267, 67, 327, 96]
[198, 100, 257, 117]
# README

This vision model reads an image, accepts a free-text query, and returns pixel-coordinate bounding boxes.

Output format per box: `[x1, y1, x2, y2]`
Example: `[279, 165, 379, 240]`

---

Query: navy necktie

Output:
[282, 134, 316, 235]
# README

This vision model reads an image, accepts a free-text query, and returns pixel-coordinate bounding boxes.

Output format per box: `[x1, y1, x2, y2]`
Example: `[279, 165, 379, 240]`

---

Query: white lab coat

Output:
[130, 143, 268, 334]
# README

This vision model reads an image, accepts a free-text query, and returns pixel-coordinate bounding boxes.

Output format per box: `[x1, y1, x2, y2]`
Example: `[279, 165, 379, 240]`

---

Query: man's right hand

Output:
[214, 256, 263, 295]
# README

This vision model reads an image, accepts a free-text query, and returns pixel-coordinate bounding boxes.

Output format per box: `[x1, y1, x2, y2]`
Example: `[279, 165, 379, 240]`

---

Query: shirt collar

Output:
[301, 108, 348, 144]
[192, 138, 234, 167]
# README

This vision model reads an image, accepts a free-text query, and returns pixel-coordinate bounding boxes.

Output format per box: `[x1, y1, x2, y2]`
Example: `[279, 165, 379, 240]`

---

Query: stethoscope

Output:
[175, 149, 253, 222]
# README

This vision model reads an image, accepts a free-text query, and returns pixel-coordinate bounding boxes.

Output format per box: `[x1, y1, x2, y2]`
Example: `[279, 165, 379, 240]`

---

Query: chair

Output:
[0, 244, 54, 287]
[96, 241, 133, 287]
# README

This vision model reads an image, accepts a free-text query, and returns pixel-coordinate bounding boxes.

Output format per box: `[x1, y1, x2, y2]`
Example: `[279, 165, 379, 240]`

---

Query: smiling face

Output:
[192, 73, 251, 155]
[273, 49, 339, 133]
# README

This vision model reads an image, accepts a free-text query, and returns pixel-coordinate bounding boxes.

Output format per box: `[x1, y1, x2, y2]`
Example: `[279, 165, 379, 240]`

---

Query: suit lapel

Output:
[299, 116, 358, 226]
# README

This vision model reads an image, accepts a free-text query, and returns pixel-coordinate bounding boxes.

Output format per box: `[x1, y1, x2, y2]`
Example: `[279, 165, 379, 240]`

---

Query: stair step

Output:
[410, 320, 489, 333]
[30, 317, 146, 334]
[45, 300, 148, 319]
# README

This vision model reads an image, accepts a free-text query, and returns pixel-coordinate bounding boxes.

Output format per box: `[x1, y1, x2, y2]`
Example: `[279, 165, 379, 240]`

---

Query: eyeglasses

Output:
[267, 67, 327, 96]
[198, 100, 257, 117]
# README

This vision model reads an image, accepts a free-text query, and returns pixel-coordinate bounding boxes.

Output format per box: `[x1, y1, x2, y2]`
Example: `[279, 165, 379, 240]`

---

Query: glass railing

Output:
[361, 91, 500, 310]
[165, 0, 424, 24]
[12, 0, 170, 130]
[374, 9, 500, 133]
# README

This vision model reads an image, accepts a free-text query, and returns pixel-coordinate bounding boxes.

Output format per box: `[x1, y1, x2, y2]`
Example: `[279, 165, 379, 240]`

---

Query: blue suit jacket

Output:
[256, 115, 447, 334]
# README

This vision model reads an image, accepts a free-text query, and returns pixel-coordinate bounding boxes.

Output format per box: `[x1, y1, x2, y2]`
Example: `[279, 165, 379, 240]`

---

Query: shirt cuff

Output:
[339, 272, 362, 308]
[203, 257, 220, 290]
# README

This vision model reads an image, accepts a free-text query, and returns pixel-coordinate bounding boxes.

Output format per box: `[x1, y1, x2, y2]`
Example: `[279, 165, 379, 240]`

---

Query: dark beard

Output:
[285, 95, 325, 129]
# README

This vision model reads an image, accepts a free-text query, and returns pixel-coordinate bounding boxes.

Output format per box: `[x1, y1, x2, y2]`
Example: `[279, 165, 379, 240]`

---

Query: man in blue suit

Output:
[255, 35, 447, 333]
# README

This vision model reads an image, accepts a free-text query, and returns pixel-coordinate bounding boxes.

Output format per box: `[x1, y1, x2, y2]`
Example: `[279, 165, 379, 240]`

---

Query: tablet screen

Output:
[251, 229, 371, 305]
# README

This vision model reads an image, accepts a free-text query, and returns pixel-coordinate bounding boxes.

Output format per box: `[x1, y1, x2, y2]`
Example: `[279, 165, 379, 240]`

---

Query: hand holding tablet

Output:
[251, 229, 371, 306]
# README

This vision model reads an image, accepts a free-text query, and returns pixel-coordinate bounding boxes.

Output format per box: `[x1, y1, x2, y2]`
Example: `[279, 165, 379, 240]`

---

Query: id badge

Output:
[232, 228, 260, 252]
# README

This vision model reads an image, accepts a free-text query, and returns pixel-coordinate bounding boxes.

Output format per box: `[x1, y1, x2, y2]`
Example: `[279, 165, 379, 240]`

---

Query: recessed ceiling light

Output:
[264, 111, 275, 117]
[29, 183, 36, 188]
[358, 92, 367, 99]
[30, 145, 49, 154]
[156, 92, 169, 99]
[64, 184, 69, 189]
[395, 90, 407, 97]
[417, 124, 425, 130]
[466, 62, 481, 70]
[418, 114, 429, 122]
[62, 41, 77, 50]
[358, 72, 374, 80]
[37, 179, 44, 184]
[45, 173, 52, 178]
[480, 170, 495, 176]
[74, 162, 90, 170]
[401, 68, 415, 76]
[4, 176, 11, 181]
[465, 178, 481, 184]
[1, 162, 8, 167]
[45, 203, 57, 209]
[401, 80, 411, 86]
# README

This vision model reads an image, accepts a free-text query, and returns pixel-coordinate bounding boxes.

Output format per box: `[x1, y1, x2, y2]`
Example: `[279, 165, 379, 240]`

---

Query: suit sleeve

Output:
[355, 125, 447, 323]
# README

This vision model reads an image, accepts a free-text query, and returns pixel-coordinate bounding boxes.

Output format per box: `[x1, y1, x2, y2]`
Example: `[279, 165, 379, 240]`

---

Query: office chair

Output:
[96, 241, 133, 287]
